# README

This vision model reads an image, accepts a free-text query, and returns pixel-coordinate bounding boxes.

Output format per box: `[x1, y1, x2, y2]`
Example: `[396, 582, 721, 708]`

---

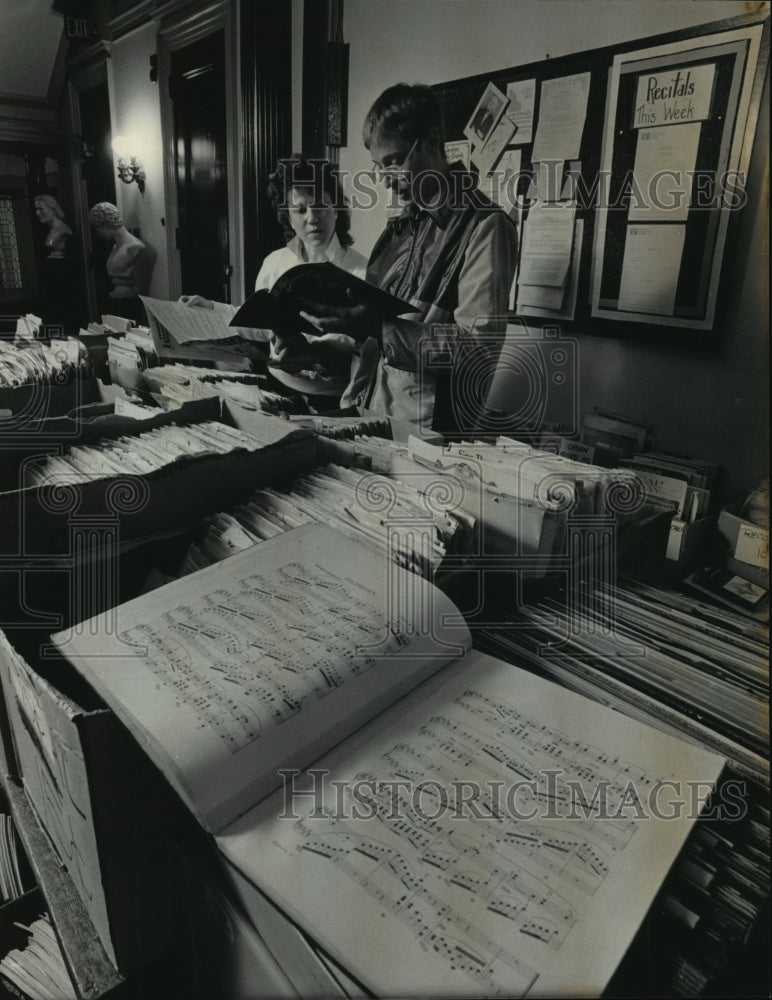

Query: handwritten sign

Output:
[633, 63, 715, 128]
[734, 523, 769, 569]
[444, 140, 471, 170]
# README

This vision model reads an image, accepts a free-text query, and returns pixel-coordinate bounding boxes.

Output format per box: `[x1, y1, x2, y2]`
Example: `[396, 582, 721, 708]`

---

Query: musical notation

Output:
[117, 559, 410, 754]
[277, 683, 662, 995]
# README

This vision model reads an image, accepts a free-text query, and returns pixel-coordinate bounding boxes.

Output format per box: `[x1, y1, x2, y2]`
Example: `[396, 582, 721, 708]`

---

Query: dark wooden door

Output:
[170, 31, 231, 302]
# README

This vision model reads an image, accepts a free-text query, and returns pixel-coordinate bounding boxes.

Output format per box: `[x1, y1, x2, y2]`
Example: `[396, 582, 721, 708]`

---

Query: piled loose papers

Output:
[0, 915, 77, 1000]
[0, 813, 27, 902]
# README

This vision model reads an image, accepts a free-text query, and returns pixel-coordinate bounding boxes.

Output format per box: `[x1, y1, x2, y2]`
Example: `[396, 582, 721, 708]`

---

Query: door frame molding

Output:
[157, 0, 243, 302]
[64, 46, 113, 319]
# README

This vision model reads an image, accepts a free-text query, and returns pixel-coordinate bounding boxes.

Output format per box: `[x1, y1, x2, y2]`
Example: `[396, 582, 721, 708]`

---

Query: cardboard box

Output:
[0, 629, 195, 974]
[0, 374, 98, 424]
[0, 399, 316, 560]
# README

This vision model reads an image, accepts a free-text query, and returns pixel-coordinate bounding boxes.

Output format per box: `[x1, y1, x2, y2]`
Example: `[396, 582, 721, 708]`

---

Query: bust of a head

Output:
[88, 201, 124, 235]
[35, 194, 73, 257]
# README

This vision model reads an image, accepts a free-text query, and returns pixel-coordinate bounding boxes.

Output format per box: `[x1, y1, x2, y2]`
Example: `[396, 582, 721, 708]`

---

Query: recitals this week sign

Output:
[633, 63, 716, 128]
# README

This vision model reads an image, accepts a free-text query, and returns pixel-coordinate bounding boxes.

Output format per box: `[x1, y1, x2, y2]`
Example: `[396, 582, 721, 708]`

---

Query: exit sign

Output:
[65, 16, 96, 40]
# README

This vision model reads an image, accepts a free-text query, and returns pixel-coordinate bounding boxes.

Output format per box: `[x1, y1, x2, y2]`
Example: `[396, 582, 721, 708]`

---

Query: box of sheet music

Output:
[0, 400, 316, 559]
[395, 438, 567, 574]
[0, 381, 219, 493]
[0, 628, 193, 973]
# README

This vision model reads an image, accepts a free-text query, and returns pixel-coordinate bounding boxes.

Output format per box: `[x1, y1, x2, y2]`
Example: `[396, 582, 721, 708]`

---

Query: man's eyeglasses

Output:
[371, 137, 420, 179]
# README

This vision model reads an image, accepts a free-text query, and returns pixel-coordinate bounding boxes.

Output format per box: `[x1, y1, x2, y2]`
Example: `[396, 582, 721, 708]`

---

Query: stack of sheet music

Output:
[408, 435, 644, 517]
[142, 363, 304, 414]
[175, 462, 473, 580]
[0, 915, 77, 1000]
[315, 430, 411, 473]
[620, 450, 716, 526]
[25, 421, 272, 488]
[479, 579, 768, 785]
[659, 769, 769, 996]
[290, 415, 393, 440]
[105, 327, 157, 372]
[0, 812, 26, 902]
[579, 408, 652, 462]
[0, 338, 86, 389]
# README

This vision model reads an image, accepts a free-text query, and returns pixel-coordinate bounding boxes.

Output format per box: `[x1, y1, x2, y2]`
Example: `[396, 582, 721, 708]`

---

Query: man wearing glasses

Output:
[305, 83, 517, 435]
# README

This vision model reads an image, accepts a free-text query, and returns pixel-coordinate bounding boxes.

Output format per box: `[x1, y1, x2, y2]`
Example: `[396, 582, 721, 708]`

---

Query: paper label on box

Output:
[558, 439, 595, 463]
[734, 523, 769, 568]
[115, 396, 152, 419]
[666, 518, 685, 561]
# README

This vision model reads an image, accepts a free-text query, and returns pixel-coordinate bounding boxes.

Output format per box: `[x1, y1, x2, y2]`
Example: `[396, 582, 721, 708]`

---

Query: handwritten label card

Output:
[734, 523, 769, 568]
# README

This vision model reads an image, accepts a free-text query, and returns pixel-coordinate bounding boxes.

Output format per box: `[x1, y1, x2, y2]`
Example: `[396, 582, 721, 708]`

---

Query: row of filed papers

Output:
[408, 435, 643, 521]
[141, 362, 305, 415]
[26, 421, 268, 488]
[0, 337, 86, 388]
[164, 456, 474, 583]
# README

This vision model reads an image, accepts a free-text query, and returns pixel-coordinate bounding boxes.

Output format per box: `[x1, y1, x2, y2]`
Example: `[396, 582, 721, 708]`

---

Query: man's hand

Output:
[300, 286, 383, 342]
[269, 329, 311, 365]
[178, 294, 213, 309]
[269, 329, 351, 376]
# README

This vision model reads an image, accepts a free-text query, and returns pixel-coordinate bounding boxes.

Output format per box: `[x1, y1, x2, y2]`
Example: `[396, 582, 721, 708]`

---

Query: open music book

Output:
[230, 262, 415, 333]
[53, 523, 724, 997]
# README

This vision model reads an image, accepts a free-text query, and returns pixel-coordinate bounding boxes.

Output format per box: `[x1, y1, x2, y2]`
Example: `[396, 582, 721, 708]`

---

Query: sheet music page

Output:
[140, 295, 242, 344]
[53, 524, 470, 833]
[219, 649, 724, 998]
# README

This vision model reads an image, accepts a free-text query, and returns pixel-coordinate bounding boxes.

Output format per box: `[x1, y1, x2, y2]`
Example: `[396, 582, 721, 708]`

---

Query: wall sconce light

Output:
[111, 135, 145, 193]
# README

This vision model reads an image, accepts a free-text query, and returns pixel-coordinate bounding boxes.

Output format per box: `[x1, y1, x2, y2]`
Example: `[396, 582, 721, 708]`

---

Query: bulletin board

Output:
[432, 10, 769, 341]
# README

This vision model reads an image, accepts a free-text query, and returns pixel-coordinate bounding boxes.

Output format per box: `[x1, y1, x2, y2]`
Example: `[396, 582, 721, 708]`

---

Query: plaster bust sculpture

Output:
[34, 194, 73, 259]
[87, 202, 155, 299]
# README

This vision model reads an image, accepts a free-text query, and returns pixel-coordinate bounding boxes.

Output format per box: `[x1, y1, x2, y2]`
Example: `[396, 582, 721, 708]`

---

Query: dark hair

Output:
[267, 155, 353, 247]
[363, 83, 445, 149]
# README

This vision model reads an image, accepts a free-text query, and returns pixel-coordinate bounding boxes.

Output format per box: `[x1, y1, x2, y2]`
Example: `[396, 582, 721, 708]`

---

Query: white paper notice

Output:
[534, 159, 564, 202]
[517, 284, 565, 310]
[734, 523, 769, 569]
[519, 219, 584, 320]
[473, 116, 517, 177]
[518, 202, 576, 287]
[506, 78, 536, 144]
[629, 123, 700, 222]
[617, 224, 686, 316]
[633, 63, 716, 129]
[532, 73, 591, 162]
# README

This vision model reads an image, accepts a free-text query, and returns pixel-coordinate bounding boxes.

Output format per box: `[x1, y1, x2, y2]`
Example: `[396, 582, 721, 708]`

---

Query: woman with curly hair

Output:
[184, 155, 366, 395]
[258, 154, 366, 289]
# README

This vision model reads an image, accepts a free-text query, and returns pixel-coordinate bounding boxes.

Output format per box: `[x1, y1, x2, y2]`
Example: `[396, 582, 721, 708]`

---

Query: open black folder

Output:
[230, 262, 415, 332]
[53, 524, 723, 997]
